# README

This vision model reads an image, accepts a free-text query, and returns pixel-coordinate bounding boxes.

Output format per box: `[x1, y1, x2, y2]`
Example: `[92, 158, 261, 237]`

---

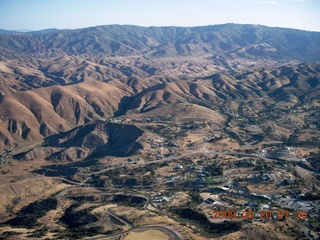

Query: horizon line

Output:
[1, 22, 319, 34]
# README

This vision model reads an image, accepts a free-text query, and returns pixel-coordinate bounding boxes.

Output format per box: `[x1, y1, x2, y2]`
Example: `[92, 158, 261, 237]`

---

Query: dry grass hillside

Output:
[0, 61, 319, 153]
[0, 24, 319, 240]
[0, 81, 131, 149]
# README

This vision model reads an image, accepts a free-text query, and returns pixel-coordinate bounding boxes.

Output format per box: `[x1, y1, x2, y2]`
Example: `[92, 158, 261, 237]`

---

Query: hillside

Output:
[0, 24, 319, 156]
[0, 24, 320, 240]
[0, 62, 319, 154]
[0, 24, 320, 62]
[0, 81, 131, 149]
[14, 121, 144, 162]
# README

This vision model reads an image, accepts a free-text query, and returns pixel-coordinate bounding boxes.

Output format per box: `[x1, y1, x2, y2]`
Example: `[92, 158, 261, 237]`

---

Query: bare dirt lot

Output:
[123, 229, 170, 240]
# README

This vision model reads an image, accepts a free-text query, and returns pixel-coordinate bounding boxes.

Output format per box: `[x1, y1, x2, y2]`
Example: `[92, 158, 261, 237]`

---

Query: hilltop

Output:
[0, 24, 319, 61]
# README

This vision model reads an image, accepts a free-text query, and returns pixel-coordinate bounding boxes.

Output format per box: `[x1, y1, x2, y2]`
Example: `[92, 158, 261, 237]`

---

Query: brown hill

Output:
[0, 81, 131, 149]
[0, 24, 319, 158]
[15, 121, 144, 162]
[1, 62, 319, 152]
[1, 24, 319, 62]
[128, 102, 226, 125]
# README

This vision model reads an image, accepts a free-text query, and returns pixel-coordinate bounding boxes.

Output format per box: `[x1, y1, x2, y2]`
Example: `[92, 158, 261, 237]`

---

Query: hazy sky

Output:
[0, 0, 319, 31]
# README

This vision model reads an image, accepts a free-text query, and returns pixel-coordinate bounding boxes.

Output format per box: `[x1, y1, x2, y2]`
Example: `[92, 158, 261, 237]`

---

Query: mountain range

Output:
[1, 24, 320, 61]
[0, 23, 319, 159]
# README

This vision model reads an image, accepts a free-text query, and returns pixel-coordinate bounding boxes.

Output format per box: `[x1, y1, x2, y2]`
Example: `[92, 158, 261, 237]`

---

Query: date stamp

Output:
[210, 209, 308, 220]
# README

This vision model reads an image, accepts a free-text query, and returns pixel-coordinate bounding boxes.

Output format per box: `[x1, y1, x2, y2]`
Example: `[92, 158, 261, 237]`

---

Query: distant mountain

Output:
[0, 24, 319, 62]
[14, 29, 34, 33]
[0, 29, 18, 34]
[0, 24, 320, 157]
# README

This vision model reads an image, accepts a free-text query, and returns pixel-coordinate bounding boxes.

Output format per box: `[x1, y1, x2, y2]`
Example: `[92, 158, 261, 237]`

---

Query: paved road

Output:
[88, 224, 183, 240]
[107, 207, 133, 228]
[86, 206, 183, 240]
[54, 149, 309, 240]
[55, 185, 182, 239]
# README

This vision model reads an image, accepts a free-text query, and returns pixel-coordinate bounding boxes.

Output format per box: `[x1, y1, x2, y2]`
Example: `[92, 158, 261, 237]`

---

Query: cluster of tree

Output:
[253, 161, 273, 171]
[307, 152, 320, 171]
[204, 163, 223, 176]
[173, 207, 242, 237]
[301, 192, 320, 200]
[5, 198, 57, 228]
[28, 226, 49, 238]
[223, 128, 245, 146]
[189, 191, 202, 204]
[282, 135, 320, 147]
[61, 226, 104, 239]
[111, 194, 146, 207]
[0, 231, 20, 238]
[60, 203, 98, 228]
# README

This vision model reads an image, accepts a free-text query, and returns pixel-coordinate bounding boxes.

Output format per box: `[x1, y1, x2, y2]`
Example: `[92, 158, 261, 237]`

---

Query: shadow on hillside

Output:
[32, 158, 98, 179]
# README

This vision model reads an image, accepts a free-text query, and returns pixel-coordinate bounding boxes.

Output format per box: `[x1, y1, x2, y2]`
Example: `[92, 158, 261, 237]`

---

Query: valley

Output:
[0, 24, 319, 240]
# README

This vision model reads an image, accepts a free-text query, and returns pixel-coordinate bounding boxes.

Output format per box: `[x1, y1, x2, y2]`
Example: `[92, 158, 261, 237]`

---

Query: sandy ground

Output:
[123, 229, 170, 240]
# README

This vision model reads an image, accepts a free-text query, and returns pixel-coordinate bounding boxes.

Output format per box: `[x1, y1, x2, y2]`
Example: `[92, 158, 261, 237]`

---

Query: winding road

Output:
[54, 149, 312, 240]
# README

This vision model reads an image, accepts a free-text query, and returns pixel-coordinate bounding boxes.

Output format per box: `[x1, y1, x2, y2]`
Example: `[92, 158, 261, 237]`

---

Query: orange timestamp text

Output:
[210, 209, 308, 220]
